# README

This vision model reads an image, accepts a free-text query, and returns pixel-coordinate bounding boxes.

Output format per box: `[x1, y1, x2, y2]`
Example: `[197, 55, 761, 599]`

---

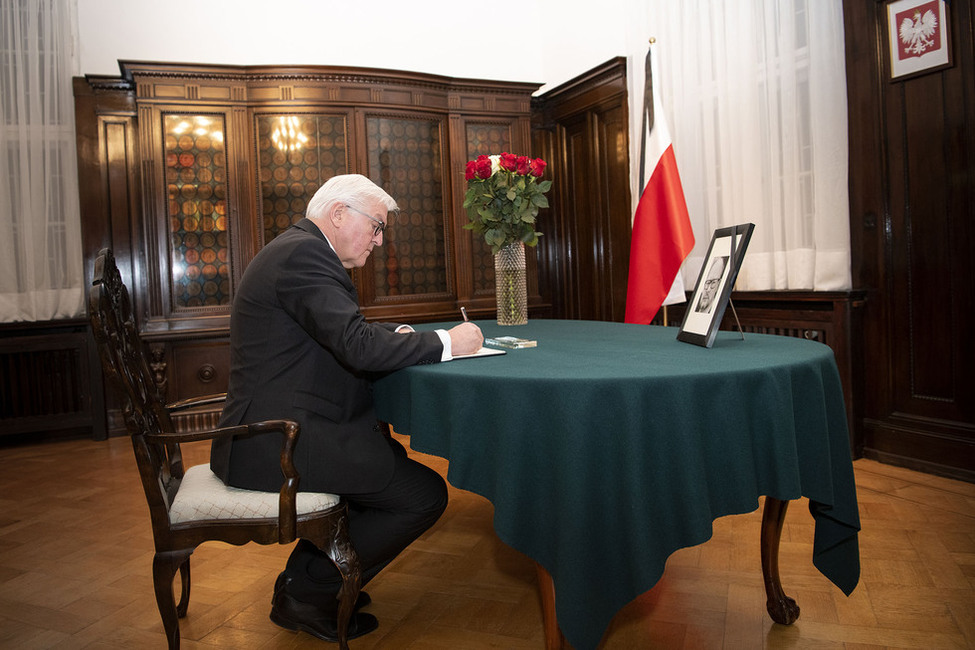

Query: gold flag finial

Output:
[649, 36, 656, 44]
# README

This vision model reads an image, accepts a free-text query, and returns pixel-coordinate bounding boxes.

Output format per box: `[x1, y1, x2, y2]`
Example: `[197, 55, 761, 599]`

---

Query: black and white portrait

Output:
[694, 256, 728, 314]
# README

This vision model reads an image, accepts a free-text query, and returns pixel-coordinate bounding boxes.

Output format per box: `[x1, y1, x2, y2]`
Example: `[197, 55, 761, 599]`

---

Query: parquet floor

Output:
[0, 432, 972, 649]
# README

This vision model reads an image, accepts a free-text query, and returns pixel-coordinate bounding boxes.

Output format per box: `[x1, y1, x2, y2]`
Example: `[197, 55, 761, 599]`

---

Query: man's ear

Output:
[326, 202, 345, 227]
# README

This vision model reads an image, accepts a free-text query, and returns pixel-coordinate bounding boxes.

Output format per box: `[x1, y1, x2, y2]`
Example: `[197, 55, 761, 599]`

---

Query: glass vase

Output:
[494, 242, 528, 326]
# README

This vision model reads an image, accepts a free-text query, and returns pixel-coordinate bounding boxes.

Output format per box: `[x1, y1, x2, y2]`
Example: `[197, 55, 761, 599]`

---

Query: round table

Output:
[374, 320, 860, 650]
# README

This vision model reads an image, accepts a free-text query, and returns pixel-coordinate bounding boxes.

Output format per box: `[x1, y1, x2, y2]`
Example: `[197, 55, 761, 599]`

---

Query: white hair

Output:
[305, 174, 398, 220]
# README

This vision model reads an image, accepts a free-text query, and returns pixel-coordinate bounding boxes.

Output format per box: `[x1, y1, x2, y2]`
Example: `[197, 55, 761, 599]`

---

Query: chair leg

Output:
[176, 556, 191, 618]
[322, 508, 362, 650]
[153, 550, 192, 650]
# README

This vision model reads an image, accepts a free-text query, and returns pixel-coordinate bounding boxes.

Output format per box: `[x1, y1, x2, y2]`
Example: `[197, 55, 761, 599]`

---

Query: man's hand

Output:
[447, 322, 484, 356]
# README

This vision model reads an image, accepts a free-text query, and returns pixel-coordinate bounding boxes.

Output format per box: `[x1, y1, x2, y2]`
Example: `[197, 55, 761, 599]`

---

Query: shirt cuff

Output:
[435, 329, 452, 361]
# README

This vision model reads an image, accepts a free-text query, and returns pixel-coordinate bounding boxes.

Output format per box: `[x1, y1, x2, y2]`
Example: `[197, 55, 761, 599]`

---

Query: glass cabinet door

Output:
[163, 114, 231, 308]
[364, 114, 448, 299]
[255, 113, 351, 245]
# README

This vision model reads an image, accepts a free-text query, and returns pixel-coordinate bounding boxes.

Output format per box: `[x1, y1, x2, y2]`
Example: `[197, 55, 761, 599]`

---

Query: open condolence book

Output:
[453, 347, 507, 360]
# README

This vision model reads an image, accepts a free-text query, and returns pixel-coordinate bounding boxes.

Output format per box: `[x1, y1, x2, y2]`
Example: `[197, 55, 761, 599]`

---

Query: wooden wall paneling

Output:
[344, 104, 373, 309]
[136, 102, 164, 322]
[512, 113, 548, 319]
[563, 113, 593, 320]
[446, 113, 471, 311]
[532, 58, 632, 322]
[889, 72, 957, 418]
[595, 102, 634, 322]
[843, 0, 974, 481]
[73, 76, 141, 437]
[531, 121, 559, 317]
[73, 77, 139, 305]
[842, 0, 889, 450]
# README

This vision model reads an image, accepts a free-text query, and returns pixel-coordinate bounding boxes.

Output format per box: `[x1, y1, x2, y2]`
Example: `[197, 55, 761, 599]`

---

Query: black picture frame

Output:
[676, 223, 754, 348]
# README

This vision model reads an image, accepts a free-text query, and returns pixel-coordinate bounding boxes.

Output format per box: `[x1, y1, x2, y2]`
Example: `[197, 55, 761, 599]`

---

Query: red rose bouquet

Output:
[463, 152, 551, 254]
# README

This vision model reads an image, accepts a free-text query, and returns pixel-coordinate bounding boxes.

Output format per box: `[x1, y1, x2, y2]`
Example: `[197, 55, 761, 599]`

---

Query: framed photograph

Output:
[886, 0, 952, 80]
[677, 223, 754, 348]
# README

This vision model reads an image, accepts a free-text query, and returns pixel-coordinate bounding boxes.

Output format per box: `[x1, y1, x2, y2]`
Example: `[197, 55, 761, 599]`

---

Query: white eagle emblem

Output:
[899, 9, 938, 56]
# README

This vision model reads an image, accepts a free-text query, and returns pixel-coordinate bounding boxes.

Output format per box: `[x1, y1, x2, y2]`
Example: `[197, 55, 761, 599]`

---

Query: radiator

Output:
[737, 323, 826, 343]
[0, 322, 106, 439]
[171, 408, 222, 433]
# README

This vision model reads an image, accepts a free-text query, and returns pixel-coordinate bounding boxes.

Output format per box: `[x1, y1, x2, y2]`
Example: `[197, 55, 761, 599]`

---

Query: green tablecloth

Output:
[373, 320, 860, 650]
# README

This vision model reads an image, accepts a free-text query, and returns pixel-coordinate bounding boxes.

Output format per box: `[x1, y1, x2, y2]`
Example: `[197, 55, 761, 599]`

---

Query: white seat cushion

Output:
[169, 463, 340, 524]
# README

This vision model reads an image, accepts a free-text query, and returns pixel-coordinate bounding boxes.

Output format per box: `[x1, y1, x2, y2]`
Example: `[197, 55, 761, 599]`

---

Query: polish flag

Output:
[624, 43, 695, 324]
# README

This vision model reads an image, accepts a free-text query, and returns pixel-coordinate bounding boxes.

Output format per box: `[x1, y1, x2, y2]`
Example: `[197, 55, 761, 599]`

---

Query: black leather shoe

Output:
[272, 571, 371, 611]
[270, 589, 378, 642]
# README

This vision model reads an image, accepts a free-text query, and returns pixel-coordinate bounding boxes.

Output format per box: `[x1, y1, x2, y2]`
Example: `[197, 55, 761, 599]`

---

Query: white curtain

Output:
[626, 0, 851, 291]
[0, 0, 84, 322]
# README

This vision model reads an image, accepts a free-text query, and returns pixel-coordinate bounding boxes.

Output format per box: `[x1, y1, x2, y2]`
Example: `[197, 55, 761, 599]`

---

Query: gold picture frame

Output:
[886, 0, 952, 80]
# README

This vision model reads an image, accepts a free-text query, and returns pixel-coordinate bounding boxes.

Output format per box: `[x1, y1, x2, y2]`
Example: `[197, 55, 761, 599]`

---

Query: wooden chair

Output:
[88, 248, 360, 649]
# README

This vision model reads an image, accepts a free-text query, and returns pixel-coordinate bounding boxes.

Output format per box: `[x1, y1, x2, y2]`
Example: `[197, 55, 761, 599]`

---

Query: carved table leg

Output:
[761, 496, 800, 624]
[534, 562, 566, 650]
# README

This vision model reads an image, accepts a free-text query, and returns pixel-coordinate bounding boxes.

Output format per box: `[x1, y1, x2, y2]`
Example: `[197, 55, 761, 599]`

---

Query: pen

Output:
[460, 306, 469, 322]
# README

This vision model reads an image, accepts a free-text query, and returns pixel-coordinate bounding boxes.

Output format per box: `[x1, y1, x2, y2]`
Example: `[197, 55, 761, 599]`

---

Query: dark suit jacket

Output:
[210, 218, 443, 494]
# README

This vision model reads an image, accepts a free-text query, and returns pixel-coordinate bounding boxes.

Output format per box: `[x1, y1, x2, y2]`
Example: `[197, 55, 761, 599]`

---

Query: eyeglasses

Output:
[344, 204, 386, 237]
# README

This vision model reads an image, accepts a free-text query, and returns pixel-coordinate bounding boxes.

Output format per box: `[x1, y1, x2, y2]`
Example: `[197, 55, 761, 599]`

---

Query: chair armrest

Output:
[166, 392, 227, 412]
[144, 420, 275, 445]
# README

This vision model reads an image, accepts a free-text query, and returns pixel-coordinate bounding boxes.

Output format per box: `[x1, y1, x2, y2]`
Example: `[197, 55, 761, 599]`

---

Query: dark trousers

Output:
[283, 438, 448, 607]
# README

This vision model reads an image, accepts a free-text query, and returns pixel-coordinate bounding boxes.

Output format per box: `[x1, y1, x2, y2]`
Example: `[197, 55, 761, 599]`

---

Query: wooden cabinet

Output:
[76, 62, 542, 425]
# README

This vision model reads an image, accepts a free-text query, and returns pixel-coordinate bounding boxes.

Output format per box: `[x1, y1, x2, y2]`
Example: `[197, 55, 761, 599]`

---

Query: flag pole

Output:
[639, 38, 655, 191]
[650, 36, 665, 329]
[646, 36, 656, 327]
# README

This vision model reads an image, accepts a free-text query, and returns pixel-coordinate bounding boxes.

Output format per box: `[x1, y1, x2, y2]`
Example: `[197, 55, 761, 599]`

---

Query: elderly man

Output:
[211, 174, 483, 641]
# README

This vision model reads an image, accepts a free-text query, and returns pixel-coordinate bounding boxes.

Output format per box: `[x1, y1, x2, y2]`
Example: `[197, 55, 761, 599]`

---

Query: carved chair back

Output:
[87, 247, 361, 650]
[88, 248, 184, 534]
